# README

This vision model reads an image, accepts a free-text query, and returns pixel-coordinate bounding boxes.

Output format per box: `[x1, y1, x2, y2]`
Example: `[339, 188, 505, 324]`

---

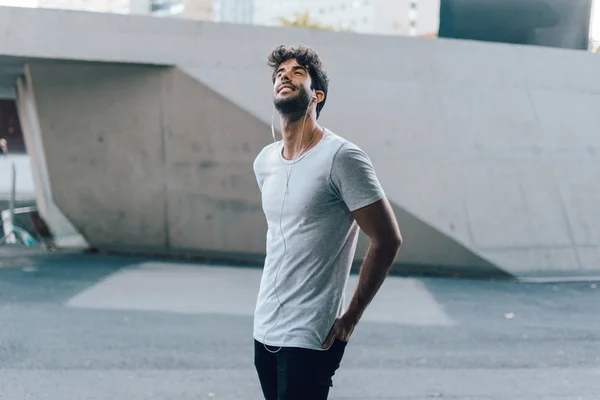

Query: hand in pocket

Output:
[322, 315, 356, 349]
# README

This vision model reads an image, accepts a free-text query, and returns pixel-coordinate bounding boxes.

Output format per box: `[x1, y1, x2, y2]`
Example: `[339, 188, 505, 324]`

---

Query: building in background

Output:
[213, 0, 253, 24]
[252, 0, 439, 36]
[181, 0, 212, 19]
[37, 0, 131, 13]
[24, 0, 600, 45]
[373, 0, 439, 36]
[35, 0, 213, 19]
[148, 0, 211, 19]
[140, 0, 254, 25]
[140, 0, 251, 22]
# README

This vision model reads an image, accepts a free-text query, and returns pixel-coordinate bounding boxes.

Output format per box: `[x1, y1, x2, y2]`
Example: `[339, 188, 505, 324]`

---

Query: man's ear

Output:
[315, 90, 325, 104]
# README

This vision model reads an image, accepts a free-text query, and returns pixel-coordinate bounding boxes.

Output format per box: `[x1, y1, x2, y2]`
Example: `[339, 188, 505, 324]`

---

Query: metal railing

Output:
[0, 161, 37, 247]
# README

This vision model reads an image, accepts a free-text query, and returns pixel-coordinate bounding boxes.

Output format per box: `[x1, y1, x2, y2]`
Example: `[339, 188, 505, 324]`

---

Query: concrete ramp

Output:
[367, 203, 504, 277]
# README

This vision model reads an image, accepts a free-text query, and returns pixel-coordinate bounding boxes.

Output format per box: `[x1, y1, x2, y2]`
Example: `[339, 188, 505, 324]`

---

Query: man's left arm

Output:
[322, 198, 402, 348]
[322, 143, 402, 348]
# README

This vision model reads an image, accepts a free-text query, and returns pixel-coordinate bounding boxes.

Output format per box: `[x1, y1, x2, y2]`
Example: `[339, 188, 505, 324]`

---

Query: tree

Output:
[278, 12, 335, 31]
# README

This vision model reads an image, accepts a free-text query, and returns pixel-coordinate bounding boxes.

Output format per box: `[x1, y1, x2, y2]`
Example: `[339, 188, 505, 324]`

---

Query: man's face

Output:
[273, 59, 312, 116]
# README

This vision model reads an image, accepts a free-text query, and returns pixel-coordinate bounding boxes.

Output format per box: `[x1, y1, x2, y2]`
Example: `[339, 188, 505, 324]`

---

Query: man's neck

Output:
[280, 112, 322, 160]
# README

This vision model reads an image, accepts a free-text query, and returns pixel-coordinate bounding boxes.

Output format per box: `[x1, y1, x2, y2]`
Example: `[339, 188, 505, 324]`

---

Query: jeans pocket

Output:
[320, 340, 346, 388]
[331, 340, 347, 367]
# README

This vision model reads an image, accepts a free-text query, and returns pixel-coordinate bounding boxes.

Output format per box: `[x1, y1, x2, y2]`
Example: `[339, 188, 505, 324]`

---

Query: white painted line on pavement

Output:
[517, 276, 600, 283]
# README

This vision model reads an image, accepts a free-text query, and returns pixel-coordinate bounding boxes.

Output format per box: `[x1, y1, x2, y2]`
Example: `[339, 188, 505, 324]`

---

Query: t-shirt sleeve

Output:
[253, 145, 270, 192]
[329, 142, 386, 212]
[253, 155, 263, 192]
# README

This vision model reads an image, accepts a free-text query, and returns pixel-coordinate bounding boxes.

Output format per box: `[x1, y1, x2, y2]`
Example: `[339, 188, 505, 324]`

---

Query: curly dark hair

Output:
[267, 44, 329, 119]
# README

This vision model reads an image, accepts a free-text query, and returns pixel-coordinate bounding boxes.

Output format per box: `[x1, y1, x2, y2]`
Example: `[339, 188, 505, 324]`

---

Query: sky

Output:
[0, 0, 598, 40]
[0, 0, 37, 7]
[592, 0, 600, 40]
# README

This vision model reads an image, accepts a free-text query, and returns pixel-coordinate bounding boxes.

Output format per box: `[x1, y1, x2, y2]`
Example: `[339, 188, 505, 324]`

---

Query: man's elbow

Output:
[373, 231, 402, 253]
[389, 232, 403, 251]
[386, 224, 403, 249]
[394, 232, 403, 249]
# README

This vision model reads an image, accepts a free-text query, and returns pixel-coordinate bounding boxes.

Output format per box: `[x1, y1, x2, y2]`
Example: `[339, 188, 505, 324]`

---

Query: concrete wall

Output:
[2, 7, 600, 277]
[29, 63, 171, 249]
[27, 62, 267, 257]
[162, 68, 268, 256]
[27, 60, 497, 275]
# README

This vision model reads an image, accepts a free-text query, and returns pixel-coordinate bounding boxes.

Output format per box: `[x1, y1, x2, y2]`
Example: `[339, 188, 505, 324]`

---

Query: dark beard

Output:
[274, 90, 311, 121]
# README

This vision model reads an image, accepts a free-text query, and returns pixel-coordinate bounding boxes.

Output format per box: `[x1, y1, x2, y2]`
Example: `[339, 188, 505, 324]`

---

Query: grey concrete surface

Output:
[0, 252, 599, 399]
[26, 63, 268, 255]
[14, 72, 88, 249]
[0, 7, 599, 277]
[25, 60, 501, 277]
[28, 63, 173, 250]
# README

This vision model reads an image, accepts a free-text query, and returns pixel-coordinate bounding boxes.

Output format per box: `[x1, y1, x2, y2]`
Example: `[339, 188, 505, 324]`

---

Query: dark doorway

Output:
[0, 99, 26, 155]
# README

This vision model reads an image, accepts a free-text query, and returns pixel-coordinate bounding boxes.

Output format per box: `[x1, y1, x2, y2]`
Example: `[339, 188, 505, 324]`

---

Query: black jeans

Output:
[254, 339, 347, 400]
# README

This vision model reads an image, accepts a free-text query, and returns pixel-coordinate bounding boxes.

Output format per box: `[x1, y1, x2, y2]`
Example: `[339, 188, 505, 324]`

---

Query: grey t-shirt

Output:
[252, 129, 385, 350]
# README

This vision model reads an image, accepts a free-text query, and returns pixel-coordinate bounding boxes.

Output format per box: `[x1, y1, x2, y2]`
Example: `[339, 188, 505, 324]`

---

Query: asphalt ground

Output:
[1, 251, 599, 399]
